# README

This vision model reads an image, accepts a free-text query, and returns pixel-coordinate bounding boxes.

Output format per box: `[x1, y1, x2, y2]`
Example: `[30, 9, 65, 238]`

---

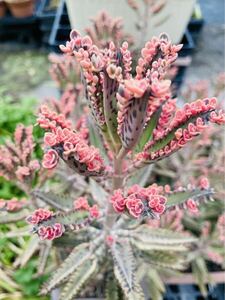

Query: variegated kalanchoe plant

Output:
[1, 30, 225, 300]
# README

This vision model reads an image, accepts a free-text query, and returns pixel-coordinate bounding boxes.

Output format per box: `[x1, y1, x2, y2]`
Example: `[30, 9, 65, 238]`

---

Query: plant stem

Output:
[104, 155, 124, 233]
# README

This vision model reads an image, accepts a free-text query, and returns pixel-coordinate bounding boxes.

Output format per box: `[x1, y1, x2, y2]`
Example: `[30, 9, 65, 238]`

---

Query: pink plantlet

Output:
[0, 198, 26, 212]
[198, 176, 210, 190]
[42, 149, 59, 169]
[106, 235, 115, 246]
[0, 124, 40, 188]
[26, 208, 53, 225]
[89, 204, 100, 219]
[73, 197, 90, 210]
[38, 223, 64, 240]
[186, 198, 199, 213]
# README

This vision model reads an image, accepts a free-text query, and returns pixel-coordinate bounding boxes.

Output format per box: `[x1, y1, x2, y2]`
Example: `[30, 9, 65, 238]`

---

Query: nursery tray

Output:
[48, 0, 71, 52]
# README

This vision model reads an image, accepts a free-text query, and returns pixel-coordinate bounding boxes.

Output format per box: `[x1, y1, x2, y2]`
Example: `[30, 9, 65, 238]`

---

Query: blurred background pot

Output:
[5, 0, 34, 18]
[0, 0, 7, 17]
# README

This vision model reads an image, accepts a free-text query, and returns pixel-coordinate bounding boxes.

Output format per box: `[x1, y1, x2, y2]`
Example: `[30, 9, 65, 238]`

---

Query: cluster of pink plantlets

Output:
[85, 11, 133, 48]
[46, 84, 82, 119]
[0, 198, 26, 212]
[26, 199, 100, 240]
[38, 104, 105, 175]
[133, 98, 224, 168]
[26, 208, 64, 240]
[0, 124, 40, 189]
[73, 197, 100, 218]
[48, 53, 81, 90]
[111, 184, 167, 218]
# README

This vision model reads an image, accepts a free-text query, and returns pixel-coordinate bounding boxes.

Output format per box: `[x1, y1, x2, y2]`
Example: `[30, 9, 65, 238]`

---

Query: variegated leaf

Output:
[192, 258, 210, 296]
[0, 209, 28, 224]
[149, 110, 214, 154]
[60, 258, 97, 300]
[33, 190, 72, 211]
[166, 188, 214, 209]
[103, 73, 121, 152]
[112, 240, 145, 300]
[105, 274, 120, 300]
[143, 251, 186, 270]
[131, 239, 188, 252]
[126, 226, 197, 245]
[147, 269, 165, 300]
[13, 235, 40, 268]
[88, 117, 108, 160]
[41, 243, 92, 294]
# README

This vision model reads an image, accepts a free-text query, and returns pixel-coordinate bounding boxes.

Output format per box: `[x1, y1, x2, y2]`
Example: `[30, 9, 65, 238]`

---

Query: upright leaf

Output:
[135, 108, 161, 153]
[41, 243, 92, 294]
[105, 274, 120, 300]
[60, 258, 97, 300]
[103, 73, 121, 151]
[112, 240, 144, 300]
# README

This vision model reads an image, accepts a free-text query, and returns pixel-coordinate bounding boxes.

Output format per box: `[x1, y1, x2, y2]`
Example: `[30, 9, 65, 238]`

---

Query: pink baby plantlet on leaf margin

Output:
[0, 30, 225, 300]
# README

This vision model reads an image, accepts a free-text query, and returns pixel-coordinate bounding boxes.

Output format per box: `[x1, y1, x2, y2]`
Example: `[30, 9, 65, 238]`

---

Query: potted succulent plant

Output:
[5, 0, 34, 18]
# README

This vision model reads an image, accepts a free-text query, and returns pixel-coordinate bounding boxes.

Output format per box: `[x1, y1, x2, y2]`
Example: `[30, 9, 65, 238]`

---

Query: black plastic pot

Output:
[0, 0, 41, 46]
[163, 283, 224, 300]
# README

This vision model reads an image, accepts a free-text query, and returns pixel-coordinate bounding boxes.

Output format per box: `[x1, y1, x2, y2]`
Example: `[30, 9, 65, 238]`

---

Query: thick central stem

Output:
[104, 154, 124, 233]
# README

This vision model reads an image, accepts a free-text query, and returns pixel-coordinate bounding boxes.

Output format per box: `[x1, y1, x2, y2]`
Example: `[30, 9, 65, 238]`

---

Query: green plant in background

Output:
[0, 50, 49, 300]
[0, 51, 48, 100]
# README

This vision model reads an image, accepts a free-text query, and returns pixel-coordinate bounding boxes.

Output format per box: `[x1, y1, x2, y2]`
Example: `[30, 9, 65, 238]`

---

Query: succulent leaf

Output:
[143, 251, 186, 270]
[0, 209, 29, 224]
[166, 188, 214, 209]
[41, 243, 92, 294]
[118, 91, 150, 151]
[147, 269, 165, 300]
[33, 190, 72, 211]
[103, 73, 122, 151]
[129, 226, 197, 245]
[105, 274, 120, 300]
[112, 240, 145, 300]
[60, 258, 98, 300]
[135, 107, 161, 153]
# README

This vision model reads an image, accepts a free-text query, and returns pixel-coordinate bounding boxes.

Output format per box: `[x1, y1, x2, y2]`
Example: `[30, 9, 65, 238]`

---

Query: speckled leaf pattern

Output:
[120, 93, 149, 150]
[103, 73, 122, 151]
[82, 72, 105, 127]
[41, 243, 92, 294]
[60, 258, 97, 300]
[112, 240, 145, 300]
[33, 210, 90, 233]
[53, 144, 105, 177]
